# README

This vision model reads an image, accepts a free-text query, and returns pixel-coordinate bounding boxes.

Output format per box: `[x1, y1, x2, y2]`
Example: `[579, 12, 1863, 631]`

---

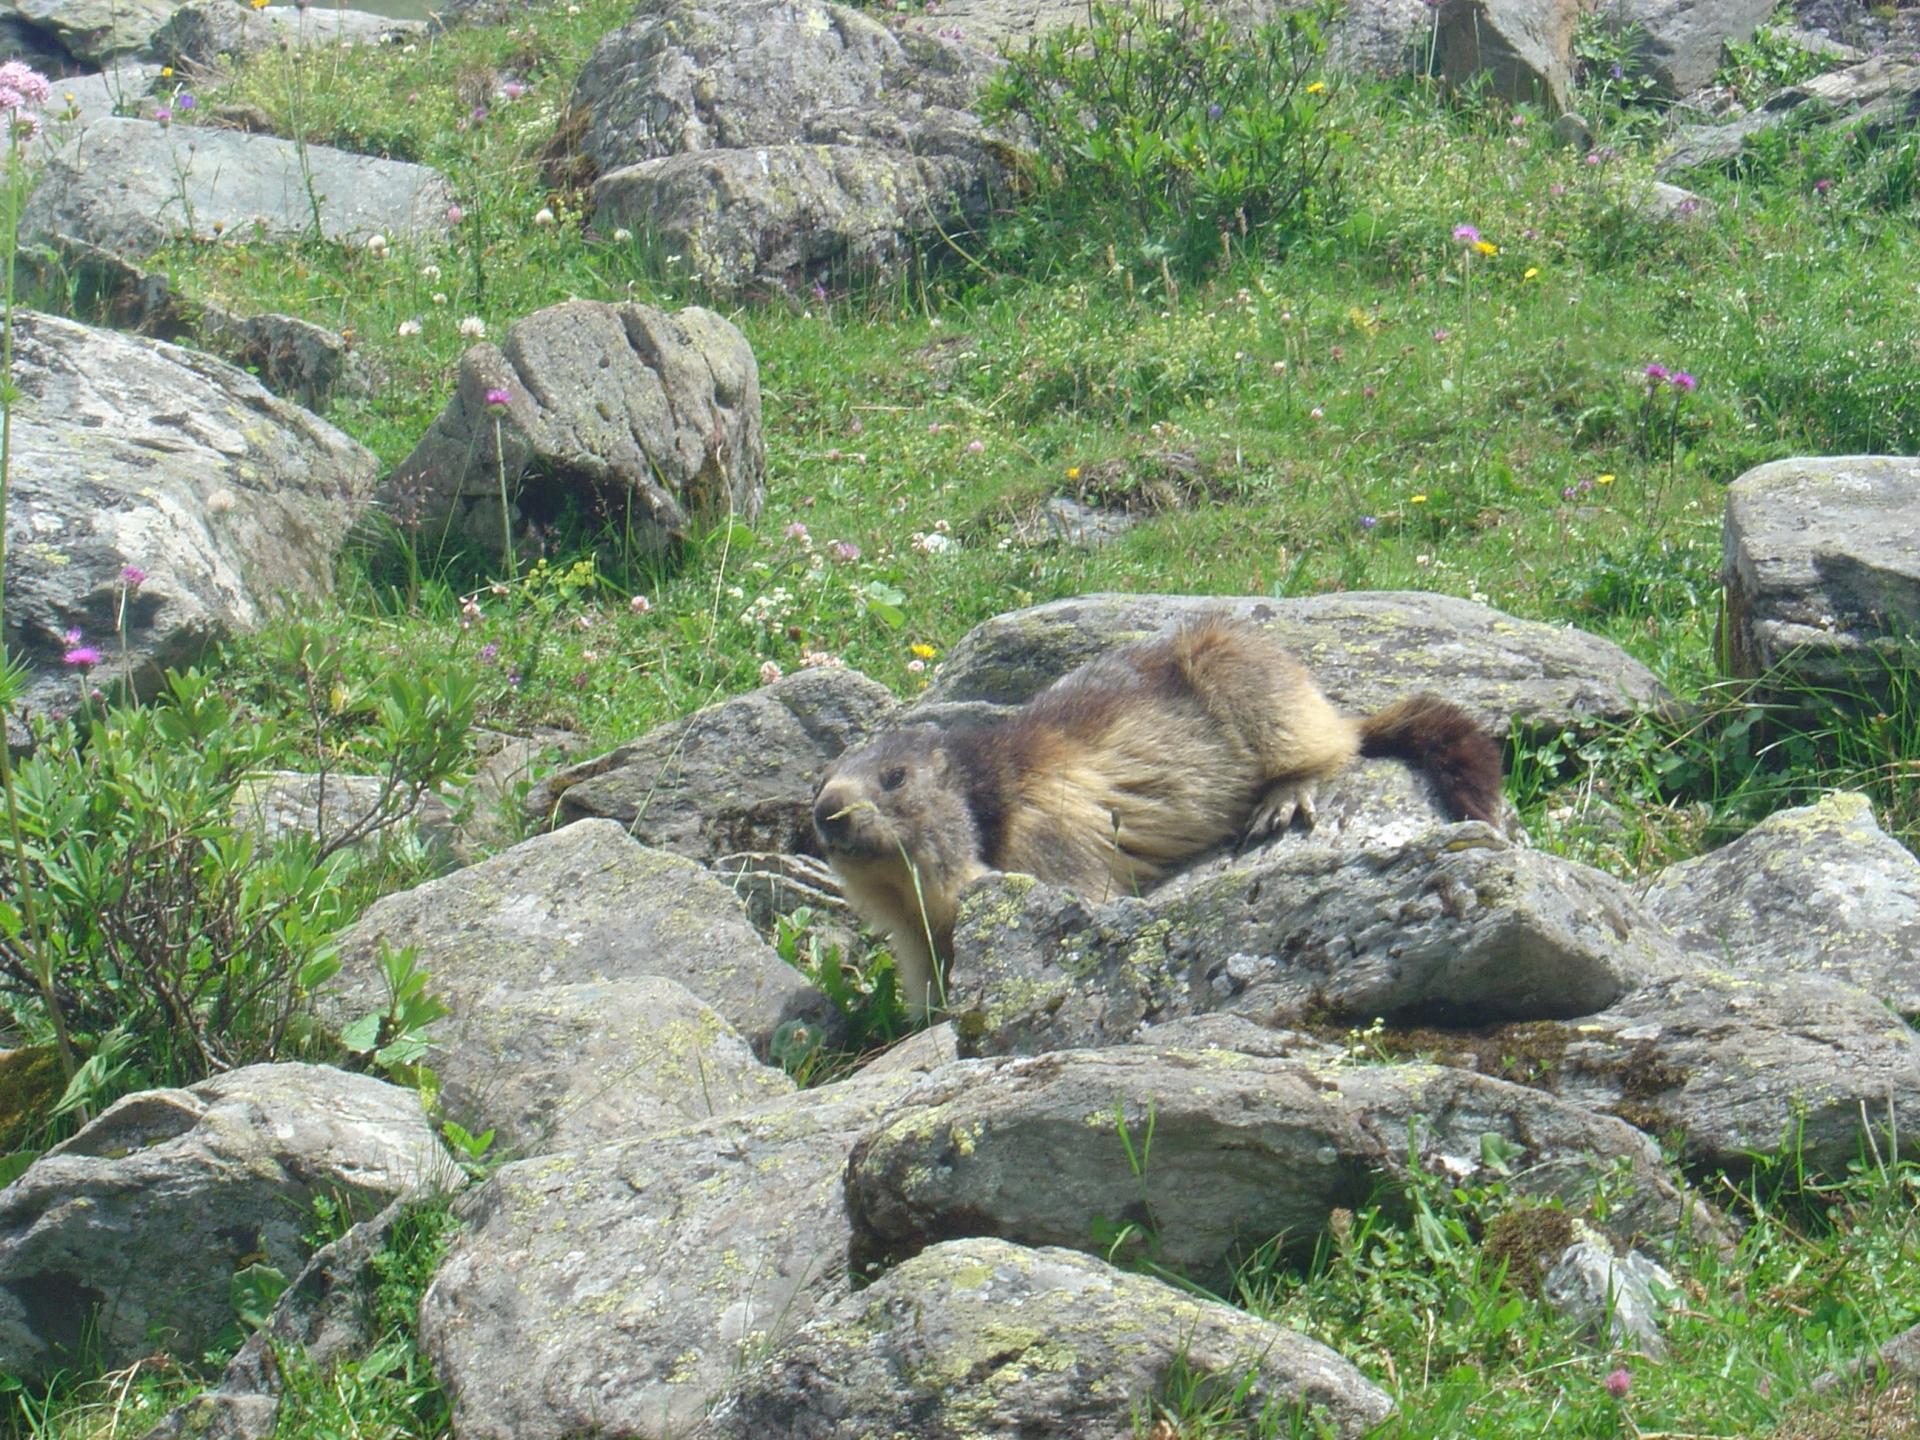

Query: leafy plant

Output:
[772, 905, 907, 1066]
[1718, 11, 1838, 108]
[977, 0, 1345, 279]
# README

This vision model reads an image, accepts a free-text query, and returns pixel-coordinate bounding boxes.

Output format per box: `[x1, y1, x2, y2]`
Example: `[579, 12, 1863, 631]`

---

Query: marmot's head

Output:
[812, 727, 981, 885]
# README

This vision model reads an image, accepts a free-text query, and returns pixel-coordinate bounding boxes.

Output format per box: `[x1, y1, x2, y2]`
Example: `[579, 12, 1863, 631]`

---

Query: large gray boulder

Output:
[918, 591, 1671, 737]
[1616, 0, 1779, 95]
[23, 117, 453, 255]
[430, 976, 795, 1156]
[0, 1064, 452, 1381]
[571, 0, 1004, 293]
[704, 1237, 1395, 1439]
[3, 311, 377, 715]
[534, 666, 898, 860]
[3, 0, 176, 63]
[322, 819, 841, 1064]
[953, 823, 1680, 1056]
[1638, 793, 1920, 1017]
[1434, 0, 1578, 110]
[376, 299, 763, 562]
[846, 1048, 1712, 1281]
[1720, 455, 1920, 693]
[150, 2, 426, 66]
[419, 1073, 915, 1440]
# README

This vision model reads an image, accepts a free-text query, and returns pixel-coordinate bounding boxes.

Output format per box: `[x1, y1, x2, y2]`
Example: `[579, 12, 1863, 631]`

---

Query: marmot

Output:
[812, 616, 1504, 1016]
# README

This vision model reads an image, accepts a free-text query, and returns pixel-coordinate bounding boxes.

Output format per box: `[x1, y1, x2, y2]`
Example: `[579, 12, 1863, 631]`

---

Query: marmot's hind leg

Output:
[1243, 777, 1321, 844]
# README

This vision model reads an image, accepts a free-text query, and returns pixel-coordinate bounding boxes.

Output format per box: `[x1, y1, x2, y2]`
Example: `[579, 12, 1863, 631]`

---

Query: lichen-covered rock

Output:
[919, 591, 1671, 737]
[1638, 794, 1920, 1016]
[846, 1048, 1712, 1280]
[23, 117, 453, 254]
[377, 299, 763, 562]
[1720, 455, 1920, 692]
[233, 770, 455, 864]
[431, 977, 795, 1156]
[570, 0, 1005, 293]
[953, 823, 1678, 1056]
[4, 0, 176, 63]
[2, 311, 376, 715]
[535, 667, 897, 860]
[703, 1237, 1396, 1439]
[321, 819, 840, 1060]
[1541, 1228, 1679, 1360]
[419, 1073, 914, 1440]
[0, 1065, 452, 1380]
[1534, 970, 1920, 1171]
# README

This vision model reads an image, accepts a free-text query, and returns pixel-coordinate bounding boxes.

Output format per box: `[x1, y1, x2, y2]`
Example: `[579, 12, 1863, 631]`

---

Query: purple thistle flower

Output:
[484, 387, 513, 411]
[64, 645, 102, 669]
[479, 642, 500, 663]
[1644, 363, 1669, 384]
[121, 564, 147, 587]
[154, 107, 171, 124]
[1451, 223, 1480, 246]
[1562, 485, 1578, 501]
[1670, 371, 1697, 393]
[62, 627, 82, 645]
[1605, 1368, 1631, 1400]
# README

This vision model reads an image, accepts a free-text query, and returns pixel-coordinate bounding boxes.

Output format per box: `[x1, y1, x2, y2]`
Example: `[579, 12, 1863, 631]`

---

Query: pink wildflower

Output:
[1451, 223, 1481, 246]
[1605, 1368, 1631, 1400]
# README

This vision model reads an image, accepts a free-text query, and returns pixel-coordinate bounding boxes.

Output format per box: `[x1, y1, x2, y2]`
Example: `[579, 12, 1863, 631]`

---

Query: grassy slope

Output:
[11, 3, 1920, 1436]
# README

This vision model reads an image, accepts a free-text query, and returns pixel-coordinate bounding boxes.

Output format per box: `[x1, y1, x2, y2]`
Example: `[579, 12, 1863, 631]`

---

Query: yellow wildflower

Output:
[1474, 240, 1498, 257]
[910, 643, 937, 659]
[1523, 267, 1539, 280]
[1596, 473, 1615, 485]
[160, 66, 173, 77]
[1410, 494, 1429, 504]
[1066, 466, 1081, 481]
[1305, 81, 1326, 95]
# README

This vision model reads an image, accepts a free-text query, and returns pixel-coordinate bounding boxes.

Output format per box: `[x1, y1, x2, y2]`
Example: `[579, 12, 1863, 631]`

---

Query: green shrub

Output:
[1717, 11, 1838, 108]
[977, 0, 1345, 280]
[0, 662, 472, 1131]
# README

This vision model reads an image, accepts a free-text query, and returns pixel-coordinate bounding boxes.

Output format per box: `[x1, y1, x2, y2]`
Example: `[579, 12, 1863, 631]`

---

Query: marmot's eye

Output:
[881, 766, 908, 791]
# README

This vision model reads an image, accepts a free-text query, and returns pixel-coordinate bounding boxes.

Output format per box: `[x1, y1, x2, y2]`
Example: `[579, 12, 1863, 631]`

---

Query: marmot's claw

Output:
[1241, 780, 1318, 848]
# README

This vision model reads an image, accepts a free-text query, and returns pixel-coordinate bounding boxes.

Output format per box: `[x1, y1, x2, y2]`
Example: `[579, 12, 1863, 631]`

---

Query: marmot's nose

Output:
[813, 785, 848, 842]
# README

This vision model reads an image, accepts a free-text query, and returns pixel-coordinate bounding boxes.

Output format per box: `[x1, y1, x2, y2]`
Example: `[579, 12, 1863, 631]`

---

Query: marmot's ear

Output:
[928, 742, 950, 776]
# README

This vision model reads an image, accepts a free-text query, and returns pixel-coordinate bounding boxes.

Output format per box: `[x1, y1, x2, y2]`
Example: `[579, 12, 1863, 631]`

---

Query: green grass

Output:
[7, 2, 1920, 1436]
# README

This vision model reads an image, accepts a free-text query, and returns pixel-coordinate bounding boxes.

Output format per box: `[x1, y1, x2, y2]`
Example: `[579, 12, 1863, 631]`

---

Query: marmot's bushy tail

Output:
[1358, 695, 1505, 825]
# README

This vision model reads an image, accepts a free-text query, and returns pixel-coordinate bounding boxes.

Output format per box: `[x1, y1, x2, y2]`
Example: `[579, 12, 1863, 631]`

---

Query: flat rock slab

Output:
[953, 823, 1677, 1056]
[4, 311, 376, 714]
[1639, 793, 1920, 1016]
[0, 1064, 451, 1380]
[1614, 0, 1777, 94]
[432, 976, 795, 1157]
[419, 1073, 914, 1440]
[23, 116, 453, 255]
[7, 0, 177, 62]
[536, 667, 897, 862]
[379, 299, 764, 562]
[846, 1048, 1710, 1282]
[1720, 455, 1920, 690]
[1496, 970, 1920, 1172]
[918, 591, 1671, 738]
[323, 819, 840, 1060]
[705, 1237, 1395, 1439]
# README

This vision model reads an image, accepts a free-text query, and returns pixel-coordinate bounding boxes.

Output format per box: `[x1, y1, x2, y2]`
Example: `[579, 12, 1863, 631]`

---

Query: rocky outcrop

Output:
[952, 822, 1678, 1055]
[534, 666, 897, 858]
[233, 771, 455, 865]
[846, 1048, 1712, 1280]
[918, 591, 1672, 737]
[2, 311, 377, 715]
[704, 1237, 1396, 1439]
[569, 0, 1004, 293]
[1661, 55, 1920, 177]
[1, 0, 176, 64]
[419, 1073, 915, 1440]
[1719, 455, 1920, 693]
[23, 117, 453, 255]
[0, 1065, 452, 1380]
[1639, 793, 1920, 1017]
[376, 299, 763, 562]
[323, 819, 841, 1069]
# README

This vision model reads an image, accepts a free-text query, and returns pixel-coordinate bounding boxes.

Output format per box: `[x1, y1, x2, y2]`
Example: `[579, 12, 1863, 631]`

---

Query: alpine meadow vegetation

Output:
[1, 0, 1918, 1435]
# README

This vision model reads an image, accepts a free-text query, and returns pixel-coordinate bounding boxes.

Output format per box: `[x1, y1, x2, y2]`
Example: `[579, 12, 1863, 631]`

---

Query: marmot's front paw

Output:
[1242, 779, 1319, 846]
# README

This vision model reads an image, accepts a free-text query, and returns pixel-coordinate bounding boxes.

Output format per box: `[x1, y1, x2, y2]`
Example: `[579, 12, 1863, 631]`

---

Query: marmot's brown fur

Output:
[812, 616, 1504, 1016]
